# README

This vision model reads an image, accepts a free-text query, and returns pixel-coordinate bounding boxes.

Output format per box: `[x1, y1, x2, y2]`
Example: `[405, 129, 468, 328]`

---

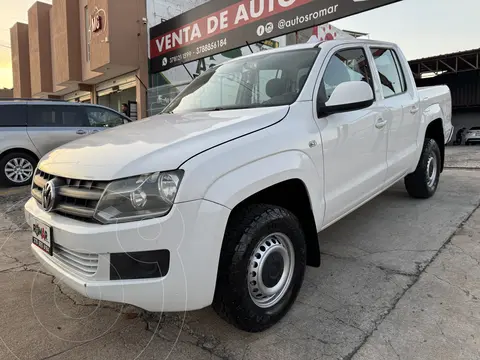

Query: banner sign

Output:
[149, 0, 401, 73]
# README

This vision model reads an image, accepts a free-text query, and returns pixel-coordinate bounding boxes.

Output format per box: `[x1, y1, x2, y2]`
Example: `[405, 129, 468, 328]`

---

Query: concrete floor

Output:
[0, 147, 479, 360]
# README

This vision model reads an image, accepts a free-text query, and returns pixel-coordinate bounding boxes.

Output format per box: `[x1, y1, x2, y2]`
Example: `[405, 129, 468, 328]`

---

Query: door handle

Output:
[76, 129, 87, 135]
[410, 106, 419, 114]
[375, 118, 387, 129]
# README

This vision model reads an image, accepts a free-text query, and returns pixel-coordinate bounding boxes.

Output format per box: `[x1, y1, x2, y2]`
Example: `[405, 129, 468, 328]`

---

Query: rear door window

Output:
[27, 105, 88, 127]
[0, 105, 27, 127]
[370, 48, 407, 98]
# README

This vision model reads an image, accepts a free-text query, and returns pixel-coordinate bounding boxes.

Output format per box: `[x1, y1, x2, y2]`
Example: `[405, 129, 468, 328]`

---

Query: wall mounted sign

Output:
[91, 7, 107, 35]
[92, 15, 102, 32]
[149, 0, 402, 73]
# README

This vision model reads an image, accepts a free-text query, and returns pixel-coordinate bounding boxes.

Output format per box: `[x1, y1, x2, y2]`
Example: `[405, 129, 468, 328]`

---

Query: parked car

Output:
[0, 100, 131, 186]
[465, 126, 480, 145]
[25, 39, 453, 332]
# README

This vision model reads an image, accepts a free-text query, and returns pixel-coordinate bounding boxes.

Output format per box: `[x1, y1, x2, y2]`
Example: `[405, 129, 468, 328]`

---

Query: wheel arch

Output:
[203, 151, 324, 268]
[0, 148, 40, 163]
[412, 102, 446, 173]
[225, 179, 321, 267]
[425, 118, 445, 172]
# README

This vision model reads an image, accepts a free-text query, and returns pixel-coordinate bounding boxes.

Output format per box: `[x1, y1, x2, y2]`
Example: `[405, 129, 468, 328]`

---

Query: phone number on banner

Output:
[167, 38, 228, 66]
[195, 38, 228, 56]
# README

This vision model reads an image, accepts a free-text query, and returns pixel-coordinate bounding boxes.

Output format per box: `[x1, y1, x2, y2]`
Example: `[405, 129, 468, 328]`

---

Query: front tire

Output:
[0, 152, 37, 187]
[212, 204, 306, 332]
[405, 138, 441, 199]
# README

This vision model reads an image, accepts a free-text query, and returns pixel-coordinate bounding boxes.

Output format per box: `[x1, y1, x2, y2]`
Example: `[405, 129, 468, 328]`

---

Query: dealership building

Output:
[11, 0, 148, 118]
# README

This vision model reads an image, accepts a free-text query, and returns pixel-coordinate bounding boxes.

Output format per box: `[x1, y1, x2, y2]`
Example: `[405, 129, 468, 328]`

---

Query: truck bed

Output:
[418, 85, 453, 144]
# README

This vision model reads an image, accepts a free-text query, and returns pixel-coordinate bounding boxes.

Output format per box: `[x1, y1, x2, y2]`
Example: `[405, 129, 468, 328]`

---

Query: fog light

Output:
[110, 250, 170, 280]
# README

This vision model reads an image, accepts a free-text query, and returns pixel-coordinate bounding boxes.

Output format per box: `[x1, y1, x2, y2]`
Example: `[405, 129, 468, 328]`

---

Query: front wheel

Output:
[405, 138, 441, 199]
[213, 204, 306, 332]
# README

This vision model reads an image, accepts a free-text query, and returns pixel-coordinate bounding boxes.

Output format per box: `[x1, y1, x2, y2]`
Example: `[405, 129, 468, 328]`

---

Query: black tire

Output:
[212, 204, 306, 332]
[404, 138, 441, 199]
[0, 152, 37, 187]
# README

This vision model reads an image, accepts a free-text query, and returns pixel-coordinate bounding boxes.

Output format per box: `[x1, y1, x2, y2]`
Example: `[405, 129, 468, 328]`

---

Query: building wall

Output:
[10, 23, 31, 98]
[79, 0, 103, 82]
[51, 0, 82, 85]
[87, 0, 110, 72]
[10, 0, 149, 118]
[28, 2, 54, 95]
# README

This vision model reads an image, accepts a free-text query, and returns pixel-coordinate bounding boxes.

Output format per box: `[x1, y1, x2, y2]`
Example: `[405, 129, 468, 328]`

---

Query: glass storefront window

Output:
[97, 87, 136, 114]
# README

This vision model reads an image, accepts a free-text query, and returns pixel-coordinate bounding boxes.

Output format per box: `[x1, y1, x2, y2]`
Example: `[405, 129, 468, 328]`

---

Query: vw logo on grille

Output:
[42, 180, 56, 212]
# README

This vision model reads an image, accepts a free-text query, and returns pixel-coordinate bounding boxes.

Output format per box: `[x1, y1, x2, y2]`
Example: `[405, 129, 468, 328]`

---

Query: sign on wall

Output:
[149, 0, 401, 73]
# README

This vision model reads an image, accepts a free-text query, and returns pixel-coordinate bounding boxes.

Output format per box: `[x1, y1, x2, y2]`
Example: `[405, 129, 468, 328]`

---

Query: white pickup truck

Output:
[25, 39, 453, 332]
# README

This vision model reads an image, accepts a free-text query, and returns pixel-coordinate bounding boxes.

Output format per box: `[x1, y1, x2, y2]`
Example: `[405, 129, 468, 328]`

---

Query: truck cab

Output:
[25, 39, 452, 332]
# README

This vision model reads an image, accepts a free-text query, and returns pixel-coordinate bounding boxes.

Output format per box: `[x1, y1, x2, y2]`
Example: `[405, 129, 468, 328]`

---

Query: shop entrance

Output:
[97, 87, 136, 113]
[96, 73, 137, 117]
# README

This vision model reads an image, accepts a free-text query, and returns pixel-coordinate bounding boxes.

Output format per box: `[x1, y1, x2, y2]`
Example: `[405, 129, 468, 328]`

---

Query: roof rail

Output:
[0, 97, 65, 102]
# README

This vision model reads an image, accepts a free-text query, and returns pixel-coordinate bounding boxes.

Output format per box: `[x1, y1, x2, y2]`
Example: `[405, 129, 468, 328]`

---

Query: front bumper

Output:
[465, 135, 480, 143]
[25, 197, 230, 312]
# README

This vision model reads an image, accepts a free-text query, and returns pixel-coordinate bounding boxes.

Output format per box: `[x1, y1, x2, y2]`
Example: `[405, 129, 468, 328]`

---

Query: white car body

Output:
[465, 127, 480, 145]
[25, 39, 453, 322]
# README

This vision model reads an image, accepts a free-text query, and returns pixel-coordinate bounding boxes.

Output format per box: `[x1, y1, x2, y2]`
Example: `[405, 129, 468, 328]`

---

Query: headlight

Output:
[93, 170, 184, 224]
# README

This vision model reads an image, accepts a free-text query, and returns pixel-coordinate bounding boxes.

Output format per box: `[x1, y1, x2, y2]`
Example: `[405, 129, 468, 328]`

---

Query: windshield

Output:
[163, 49, 319, 114]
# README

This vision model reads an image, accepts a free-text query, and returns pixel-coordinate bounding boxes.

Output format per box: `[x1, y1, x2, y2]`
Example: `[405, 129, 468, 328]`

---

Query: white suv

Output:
[465, 126, 480, 145]
[25, 39, 452, 332]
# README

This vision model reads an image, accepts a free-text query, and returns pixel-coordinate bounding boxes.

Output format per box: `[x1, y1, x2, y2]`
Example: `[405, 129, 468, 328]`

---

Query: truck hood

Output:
[39, 106, 288, 180]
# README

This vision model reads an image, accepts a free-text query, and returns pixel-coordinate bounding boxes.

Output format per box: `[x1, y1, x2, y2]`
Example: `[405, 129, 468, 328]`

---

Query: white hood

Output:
[39, 106, 289, 180]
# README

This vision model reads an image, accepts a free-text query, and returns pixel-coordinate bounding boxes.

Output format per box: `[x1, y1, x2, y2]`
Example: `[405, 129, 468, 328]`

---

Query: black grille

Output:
[31, 169, 109, 223]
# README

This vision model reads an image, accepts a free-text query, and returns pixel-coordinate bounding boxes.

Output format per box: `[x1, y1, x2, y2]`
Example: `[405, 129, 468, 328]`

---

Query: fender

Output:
[203, 150, 325, 233]
[409, 103, 445, 173]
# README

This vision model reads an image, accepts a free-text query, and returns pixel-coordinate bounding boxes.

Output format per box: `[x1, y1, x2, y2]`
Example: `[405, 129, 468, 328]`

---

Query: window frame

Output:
[317, 46, 376, 108]
[369, 47, 408, 99]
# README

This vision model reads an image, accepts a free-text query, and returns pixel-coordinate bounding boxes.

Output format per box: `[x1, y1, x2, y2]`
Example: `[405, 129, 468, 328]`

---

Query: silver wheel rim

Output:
[247, 232, 295, 308]
[426, 153, 438, 188]
[4, 157, 34, 183]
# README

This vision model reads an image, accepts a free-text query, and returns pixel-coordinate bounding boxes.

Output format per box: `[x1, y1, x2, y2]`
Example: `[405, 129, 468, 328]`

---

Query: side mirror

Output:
[317, 81, 374, 117]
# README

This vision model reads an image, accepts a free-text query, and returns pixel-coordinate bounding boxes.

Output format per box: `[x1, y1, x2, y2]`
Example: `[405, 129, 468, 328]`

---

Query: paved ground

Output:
[0, 146, 479, 360]
[445, 145, 480, 169]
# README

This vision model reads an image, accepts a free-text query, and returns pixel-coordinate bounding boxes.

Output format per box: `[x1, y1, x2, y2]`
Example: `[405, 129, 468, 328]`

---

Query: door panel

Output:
[313, 47, 388, 226]
[318, 105, 387, 225]
[27, 105, 90, 157]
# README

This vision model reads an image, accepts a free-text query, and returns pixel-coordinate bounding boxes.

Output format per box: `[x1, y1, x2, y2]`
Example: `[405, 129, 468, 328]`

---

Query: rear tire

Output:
[212, 204, 306, 332]
[405, 138, 441, 199]
[0, 152, 37, 187]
